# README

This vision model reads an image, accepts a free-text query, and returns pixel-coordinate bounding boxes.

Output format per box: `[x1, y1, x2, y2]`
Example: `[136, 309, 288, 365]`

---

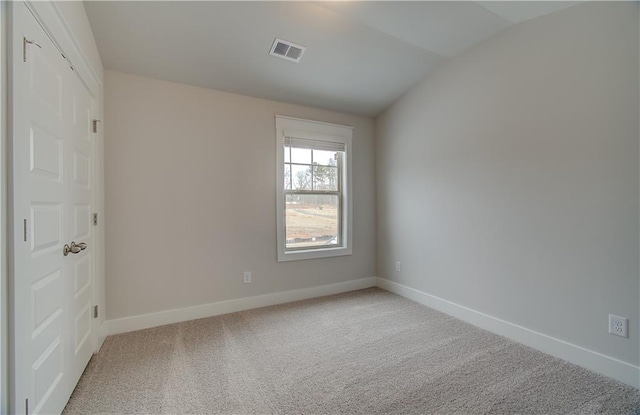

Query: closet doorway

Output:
[11, 3, 97, 413]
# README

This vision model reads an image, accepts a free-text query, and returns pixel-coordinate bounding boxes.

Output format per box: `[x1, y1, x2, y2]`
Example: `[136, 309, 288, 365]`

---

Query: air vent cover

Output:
[269, 38, 306, 63]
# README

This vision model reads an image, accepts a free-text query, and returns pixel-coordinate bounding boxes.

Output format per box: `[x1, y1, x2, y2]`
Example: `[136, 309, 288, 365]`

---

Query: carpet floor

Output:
[63, 288, 640, 414]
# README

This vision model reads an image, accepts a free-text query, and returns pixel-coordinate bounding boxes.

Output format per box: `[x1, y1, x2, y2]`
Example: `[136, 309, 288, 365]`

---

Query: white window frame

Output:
[276, 115, 353, 262]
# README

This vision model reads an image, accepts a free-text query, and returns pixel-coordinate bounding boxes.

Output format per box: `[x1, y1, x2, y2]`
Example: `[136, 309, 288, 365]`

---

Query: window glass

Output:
[285, 194, 339, 249]
[291, 147, 311, 164]
[284, 164, 291, 190]
[284, 146, 291, 163]
[313, 150, 337, 166]
[291, 164, 312, 190]
[312, 166, 338, 191]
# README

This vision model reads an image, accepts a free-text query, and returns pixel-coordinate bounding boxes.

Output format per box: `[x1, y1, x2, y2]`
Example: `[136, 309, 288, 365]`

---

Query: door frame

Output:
[1, 1, 9, 413]
[7, 1, 104, 412]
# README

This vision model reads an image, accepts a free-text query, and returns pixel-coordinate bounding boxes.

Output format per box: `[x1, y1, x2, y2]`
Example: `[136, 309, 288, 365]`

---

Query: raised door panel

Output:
[30, 125, 63, 182]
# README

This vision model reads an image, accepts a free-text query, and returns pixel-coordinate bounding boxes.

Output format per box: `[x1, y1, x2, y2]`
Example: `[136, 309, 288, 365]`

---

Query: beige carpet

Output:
[64, 288, 639, 414]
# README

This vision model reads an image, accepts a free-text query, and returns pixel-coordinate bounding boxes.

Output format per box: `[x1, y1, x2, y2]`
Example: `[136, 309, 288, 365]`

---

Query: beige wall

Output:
[377, 2, 639, 365]
[104, 70, 376, 320]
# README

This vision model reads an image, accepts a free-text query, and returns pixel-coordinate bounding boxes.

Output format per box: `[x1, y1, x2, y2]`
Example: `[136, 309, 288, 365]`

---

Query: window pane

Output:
[291, 147, 311, 164]
[284, 164, 291, 190]
[284, 146, 291, 163]
[286, 194, 339, 249]
[291, 164, 312, 190]
[313, 150, 337, 166]
[313, 166, 338, 191]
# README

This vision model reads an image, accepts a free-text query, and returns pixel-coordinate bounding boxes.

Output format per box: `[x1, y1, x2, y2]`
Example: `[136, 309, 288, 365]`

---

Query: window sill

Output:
[277, 246, 352, 262]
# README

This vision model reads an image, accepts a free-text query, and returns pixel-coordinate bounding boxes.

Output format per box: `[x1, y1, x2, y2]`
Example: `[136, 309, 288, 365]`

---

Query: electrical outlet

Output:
[608, 314, 628, 338]
[395, 261, 402, 272]
[243, 272, 252, 284]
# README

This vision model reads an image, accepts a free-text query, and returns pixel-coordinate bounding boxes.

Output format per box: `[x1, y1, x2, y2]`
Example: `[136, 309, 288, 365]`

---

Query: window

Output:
[276, 116, 353, 261]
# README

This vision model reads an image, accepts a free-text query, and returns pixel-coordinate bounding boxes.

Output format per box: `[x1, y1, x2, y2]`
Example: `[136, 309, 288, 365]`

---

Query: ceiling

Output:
[84, 1, 579, 117]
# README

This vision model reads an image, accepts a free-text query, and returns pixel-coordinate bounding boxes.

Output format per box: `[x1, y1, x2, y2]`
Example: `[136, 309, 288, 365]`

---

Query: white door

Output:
[66, 67, 95, 388]
[12, 3, 95, 414]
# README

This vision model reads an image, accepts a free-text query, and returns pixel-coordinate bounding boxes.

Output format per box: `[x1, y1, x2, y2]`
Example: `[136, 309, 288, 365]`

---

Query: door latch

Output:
[63, 241, 87, 256]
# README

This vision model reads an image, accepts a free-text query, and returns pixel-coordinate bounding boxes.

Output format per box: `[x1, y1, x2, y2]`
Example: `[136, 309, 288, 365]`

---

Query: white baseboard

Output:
[106, 277, 377, 336]
[104, 275, 639, 388]
[377, 277, 640, 388]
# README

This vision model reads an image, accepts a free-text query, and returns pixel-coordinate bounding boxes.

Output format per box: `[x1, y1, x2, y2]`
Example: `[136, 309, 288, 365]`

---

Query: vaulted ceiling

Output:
[84, 1, 579, 117]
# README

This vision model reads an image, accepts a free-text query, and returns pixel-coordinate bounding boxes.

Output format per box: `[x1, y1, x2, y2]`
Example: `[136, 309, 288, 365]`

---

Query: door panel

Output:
[72, 154, 90, 186]
[13, 3, 95, 413]
[66, 62, 95, 389]
[73, 204, 90, 240]
[30, 203, 63, 254]
[74, 257, 91, 293]
[30, 51, 63, 119]
[30, 125, 63, 181]
[73, 256, 92, 354]
[13, 5, 69, 413]
[31, 270, 62, 331]
[32, 337, 64, 410]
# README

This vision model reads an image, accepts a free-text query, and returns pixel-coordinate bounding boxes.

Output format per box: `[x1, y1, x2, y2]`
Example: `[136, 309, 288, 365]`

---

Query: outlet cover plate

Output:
[243, 272, 252, 284]
[608, 314, 628, 338]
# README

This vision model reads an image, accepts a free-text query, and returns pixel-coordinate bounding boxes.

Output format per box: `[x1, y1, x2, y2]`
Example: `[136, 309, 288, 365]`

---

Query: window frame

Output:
[275, 116, 353, 262]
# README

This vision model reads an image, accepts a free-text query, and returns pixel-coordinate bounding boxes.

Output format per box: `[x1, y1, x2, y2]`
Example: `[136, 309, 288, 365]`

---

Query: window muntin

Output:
[276, 116, 353, 262]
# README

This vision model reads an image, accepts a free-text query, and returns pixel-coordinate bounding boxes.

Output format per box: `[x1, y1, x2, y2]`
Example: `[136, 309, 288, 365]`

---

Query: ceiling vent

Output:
[269, 38, 306, 63]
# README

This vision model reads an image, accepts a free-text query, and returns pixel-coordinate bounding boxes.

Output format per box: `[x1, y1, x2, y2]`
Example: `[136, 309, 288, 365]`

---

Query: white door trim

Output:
[0, 2, 9, 413]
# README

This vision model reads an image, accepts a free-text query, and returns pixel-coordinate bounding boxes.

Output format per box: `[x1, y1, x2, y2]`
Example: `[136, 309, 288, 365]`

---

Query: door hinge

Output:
[93, 213, 98, 226]
[92, 119, 101, 134]
[23, 37, 41, 62]
[23, 219, 28, 242]
[93, 305, 99, 319]
[25, 398, 29, 415]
